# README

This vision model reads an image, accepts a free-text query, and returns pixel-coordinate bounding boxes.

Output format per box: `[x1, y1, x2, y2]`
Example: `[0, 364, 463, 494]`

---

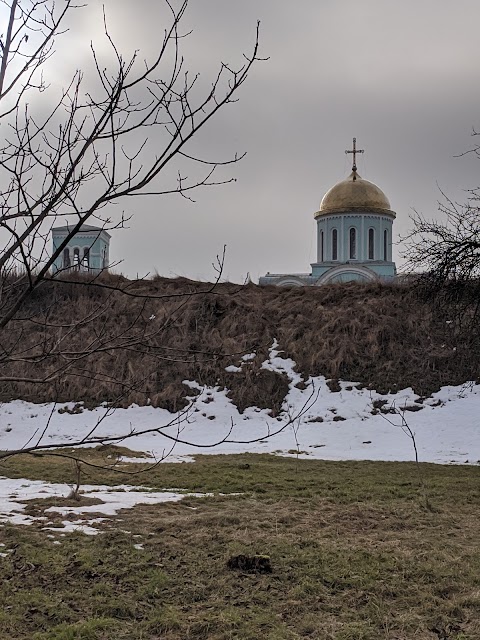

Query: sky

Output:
[11, 0, 480, 282]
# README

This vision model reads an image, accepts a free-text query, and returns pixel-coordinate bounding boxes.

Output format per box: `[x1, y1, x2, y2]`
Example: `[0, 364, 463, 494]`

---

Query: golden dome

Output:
[315, 170, 395, 218]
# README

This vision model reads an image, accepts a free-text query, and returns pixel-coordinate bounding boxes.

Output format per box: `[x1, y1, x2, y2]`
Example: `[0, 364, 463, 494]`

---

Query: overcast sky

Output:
[36, 1, 480, 281]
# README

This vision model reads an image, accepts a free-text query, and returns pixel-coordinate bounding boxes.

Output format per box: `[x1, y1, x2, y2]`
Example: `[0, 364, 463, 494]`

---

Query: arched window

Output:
[383, 229, 388, 261]
[63, 247, 70, 269]
[83, 247, 90, 270]
[368, 228, 375, 260]
[349, 227, 357, 260]
[73, 247, 80, 269]
[332, 229, 338, 261]
[102, 246, 108, 269]
[320, 230, 324, 262]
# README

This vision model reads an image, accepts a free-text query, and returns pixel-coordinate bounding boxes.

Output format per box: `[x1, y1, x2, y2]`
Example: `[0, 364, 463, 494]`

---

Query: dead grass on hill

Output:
[1, 275, 478, 411]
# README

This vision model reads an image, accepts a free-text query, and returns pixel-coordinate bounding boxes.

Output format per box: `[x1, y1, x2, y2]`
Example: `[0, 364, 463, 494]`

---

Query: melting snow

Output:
[0, 477, 205, 534]
[0, 341, 479, 469]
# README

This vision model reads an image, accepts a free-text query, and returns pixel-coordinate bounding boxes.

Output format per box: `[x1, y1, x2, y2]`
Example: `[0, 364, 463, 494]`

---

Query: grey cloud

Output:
[18, 0, 480, 281]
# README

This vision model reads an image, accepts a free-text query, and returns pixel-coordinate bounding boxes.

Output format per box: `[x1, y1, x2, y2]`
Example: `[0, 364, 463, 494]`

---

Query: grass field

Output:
[1, 452, 480, 639]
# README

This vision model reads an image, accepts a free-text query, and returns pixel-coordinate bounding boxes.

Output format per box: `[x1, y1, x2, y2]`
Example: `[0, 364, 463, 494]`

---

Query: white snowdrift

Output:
[0, 340, 478, 466]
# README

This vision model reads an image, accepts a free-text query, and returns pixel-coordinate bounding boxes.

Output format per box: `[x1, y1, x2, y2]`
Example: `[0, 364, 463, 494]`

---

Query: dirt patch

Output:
[227, 553, 272, 574]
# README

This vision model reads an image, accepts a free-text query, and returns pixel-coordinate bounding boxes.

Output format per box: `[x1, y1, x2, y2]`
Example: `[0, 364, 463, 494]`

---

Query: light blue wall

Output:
[259, 205, 397, 287]
[312, 211, 396, 280]
[259, 274, 317, 286]
[52, 228, 110, 274]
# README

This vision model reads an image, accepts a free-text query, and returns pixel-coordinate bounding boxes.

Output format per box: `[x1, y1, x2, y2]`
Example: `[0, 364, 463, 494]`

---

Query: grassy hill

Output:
[2, 275, 478, 410]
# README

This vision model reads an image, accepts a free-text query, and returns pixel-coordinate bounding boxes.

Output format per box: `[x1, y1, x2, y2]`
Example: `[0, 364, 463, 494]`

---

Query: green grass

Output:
[1, 452, 480, 639]
[2, 446, 480, 506]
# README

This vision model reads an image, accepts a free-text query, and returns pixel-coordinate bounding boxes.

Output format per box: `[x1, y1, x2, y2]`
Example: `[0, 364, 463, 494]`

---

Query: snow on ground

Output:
[0, 477, 205, 536]
[1, 340, 478, 466]
[0, 341, 479, 535]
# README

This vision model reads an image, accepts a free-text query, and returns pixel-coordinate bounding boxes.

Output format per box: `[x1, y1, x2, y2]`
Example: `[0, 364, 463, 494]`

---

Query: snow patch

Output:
[0, 476, 206, 535]
[0, 342, 479, 465]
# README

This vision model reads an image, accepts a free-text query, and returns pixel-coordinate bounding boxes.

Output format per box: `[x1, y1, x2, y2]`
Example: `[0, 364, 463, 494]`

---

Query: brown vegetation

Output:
[1, 275, 478, 410]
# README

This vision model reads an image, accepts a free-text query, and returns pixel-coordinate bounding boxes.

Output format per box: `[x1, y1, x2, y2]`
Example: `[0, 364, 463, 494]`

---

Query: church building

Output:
[259, 140, 397, 286]
[51, 224, 111, 274]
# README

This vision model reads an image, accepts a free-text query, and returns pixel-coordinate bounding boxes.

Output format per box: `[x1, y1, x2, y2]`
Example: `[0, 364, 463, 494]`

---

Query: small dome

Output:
[316, 171, 393, 217]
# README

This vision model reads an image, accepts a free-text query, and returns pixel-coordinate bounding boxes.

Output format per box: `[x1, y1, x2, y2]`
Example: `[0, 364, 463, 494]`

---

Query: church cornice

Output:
[314, 208, 396, 220]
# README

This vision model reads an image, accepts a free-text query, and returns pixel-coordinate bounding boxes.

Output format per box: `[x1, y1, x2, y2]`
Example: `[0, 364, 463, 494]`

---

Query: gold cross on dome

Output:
[345, 137, 364, 172]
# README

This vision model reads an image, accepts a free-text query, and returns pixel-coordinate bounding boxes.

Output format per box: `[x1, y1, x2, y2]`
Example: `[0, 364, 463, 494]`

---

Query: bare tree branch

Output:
[0, 1, 271, 465]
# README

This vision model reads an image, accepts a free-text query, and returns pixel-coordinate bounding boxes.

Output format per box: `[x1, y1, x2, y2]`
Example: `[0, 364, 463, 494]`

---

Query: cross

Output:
[345, 137, 364, 172]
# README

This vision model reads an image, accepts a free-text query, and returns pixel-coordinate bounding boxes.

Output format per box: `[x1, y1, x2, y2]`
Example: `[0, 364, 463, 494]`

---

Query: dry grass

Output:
[2, 275, 478, 410]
